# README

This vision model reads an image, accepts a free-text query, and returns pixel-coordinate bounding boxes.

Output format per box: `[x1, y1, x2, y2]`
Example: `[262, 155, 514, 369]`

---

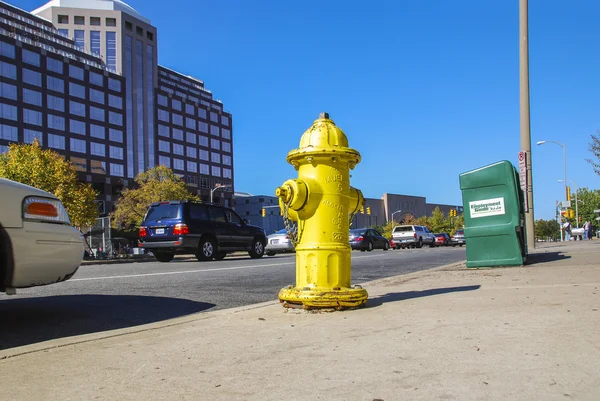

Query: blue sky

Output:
[16, 0, 600, 220]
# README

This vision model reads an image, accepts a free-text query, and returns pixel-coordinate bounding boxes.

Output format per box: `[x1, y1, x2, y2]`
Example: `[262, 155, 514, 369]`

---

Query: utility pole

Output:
[520, 0, 535, 248]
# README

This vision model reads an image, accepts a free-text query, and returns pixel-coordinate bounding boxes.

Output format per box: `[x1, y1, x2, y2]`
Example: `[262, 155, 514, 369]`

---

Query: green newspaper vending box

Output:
[459, 160, 528, 267]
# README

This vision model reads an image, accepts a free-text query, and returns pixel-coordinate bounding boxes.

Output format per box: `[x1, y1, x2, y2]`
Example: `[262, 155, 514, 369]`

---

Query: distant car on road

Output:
[392, 225, 436, 249]
[0, 178, 84, 294]
[434, 233, 451, 246]
[349, 228, 390, 251]
[451, 229, 466, 246]
[265, 229, 295, 256]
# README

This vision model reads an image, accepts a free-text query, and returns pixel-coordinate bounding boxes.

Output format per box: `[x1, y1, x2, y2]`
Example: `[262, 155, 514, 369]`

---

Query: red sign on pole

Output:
[518, 151, 528, 212]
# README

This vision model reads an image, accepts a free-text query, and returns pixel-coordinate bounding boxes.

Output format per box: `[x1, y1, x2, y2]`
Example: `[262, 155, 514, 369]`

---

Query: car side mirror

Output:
[243, 218, 249, 225]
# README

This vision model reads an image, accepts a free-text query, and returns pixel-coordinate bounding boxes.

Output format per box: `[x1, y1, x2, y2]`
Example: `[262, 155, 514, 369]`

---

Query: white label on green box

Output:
[469, 197, 505, 218]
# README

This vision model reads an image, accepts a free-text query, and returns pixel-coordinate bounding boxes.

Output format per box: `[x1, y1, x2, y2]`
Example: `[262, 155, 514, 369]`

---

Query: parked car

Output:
[391, 225, 436, 249]
[0, 178, 84, 294]
[451, 229, 466, 246]
[139, 201, 267, 262]
[266, 228, 295, 256]
[434, 233, 451, 246]
[349, 228, 390, 251]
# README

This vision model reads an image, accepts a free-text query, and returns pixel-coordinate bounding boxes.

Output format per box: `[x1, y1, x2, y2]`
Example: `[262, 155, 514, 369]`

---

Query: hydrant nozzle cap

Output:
[319, 112, 330, 119]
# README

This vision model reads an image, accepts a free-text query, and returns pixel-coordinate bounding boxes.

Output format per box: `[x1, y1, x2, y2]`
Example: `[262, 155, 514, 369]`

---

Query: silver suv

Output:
[391, 225, 436, 249]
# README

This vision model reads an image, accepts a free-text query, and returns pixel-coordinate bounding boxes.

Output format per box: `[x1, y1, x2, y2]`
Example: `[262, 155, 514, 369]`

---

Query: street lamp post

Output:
[210, 183, 231, 204]
[391, 210, 402, 230]
[558, 179, 579, 228]
[537, 140, 567, 241]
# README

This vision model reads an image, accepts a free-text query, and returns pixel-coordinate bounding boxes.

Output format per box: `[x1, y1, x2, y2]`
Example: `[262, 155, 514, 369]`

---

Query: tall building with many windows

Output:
[0, 0, 234, 212]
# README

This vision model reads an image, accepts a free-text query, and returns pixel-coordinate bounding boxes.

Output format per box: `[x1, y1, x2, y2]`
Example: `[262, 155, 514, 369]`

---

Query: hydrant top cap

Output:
[319, 112, 330, 119]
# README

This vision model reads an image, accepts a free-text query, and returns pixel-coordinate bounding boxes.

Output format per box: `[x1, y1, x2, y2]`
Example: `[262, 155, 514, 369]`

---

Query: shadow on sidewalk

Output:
[526, 252, 571, 265]
[0, 295, 215, 351]
[366, 285, 481, 307]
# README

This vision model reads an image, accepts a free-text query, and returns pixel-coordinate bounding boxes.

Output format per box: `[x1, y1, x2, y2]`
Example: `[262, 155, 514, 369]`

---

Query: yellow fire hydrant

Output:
[276, 112, 368, 310]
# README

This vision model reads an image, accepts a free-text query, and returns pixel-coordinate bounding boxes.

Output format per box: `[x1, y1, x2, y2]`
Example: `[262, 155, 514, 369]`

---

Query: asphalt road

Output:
[0, 246, 466, 351]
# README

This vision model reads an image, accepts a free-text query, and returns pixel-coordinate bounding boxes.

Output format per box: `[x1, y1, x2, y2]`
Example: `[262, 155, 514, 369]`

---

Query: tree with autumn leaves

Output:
[0, 140, 99, 227]
[111, 165, 199, 230]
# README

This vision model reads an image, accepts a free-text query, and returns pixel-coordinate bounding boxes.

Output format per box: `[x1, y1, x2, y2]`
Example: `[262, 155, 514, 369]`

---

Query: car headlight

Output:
[22, 196, 71, 224]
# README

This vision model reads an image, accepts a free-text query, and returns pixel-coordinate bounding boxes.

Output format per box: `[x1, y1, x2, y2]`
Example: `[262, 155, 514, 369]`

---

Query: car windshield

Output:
[393, 226, 412, 232]
[145, 204, 179, 221]
[275, 229, 287, 234]
[455, 230, 464, 235]
[350, 229, 366, 235]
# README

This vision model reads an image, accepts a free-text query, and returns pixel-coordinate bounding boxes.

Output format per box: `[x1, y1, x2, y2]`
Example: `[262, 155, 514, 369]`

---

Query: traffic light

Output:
[566, 186, 571, 201]
[450, 209, 456, 217]
[261, 208, 266, 217]
[366, 206, 371, 215]
[569, 209, 575, 219]
[360, 206, 365, 214]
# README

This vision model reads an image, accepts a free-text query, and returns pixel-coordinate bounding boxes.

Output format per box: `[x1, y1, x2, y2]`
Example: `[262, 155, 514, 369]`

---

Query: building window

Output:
[125, 21, 133, 31]
[91, 142, 105, 157]
[222, 155, 232, 166]
[173, 158, 184, 171]
[47, 94, 65, 112]
[172, 113, 183, 126]
[69, 82, 86, 99]
[198, 122, 208, 133]
[199, 135, 209, 147]
[158, 94, 168, 107]
[173, 143, 184, 155]
[200, 163, 209, 175]
[136, 26, 143, 36]
[23, 69, 42, 86]
[0, 124, 17, 141]
[74, 30, 85, 49]
[199, 149, 209, 161]
[110, 163, 124, 177]
[69, 101, 86, 117]
[90, 71, 103, 86]
[109, 128, 123, 142]
[222, 128, 231, 139]
[185, 103, 194, 115]
[187, 161, 197, 173]
[106, 18, 117, 27]
[74, 16, 85, 25]
[158, 109, 169, 122]
[23, 109, 42, 126]
[185, 117, 196, 130]
[0, 61, 16, 79]
[146, 31, 154, 41]
[223, 168, 232, 179]
[0, 42, 15, 58]
[90, 31, 101, 55]
[70, 138, 86, 153]
[210, 125, 220, 136]
[222, 142, 231, 153]
[0, 103, 17, 121]
[211, 139, 220, 150]
[24, 129, 43, 145]
[70, 119, 86, 135]
[0, 145, 7, 154]
[211, 153, 221, 164]
[173, 128, 183, 141]
[47, 76, 64, 93]
[47, 114, 66, 131]
[109, 111, 122, 125]
[46, 58, 63, 74]
[91, 160, 106, 174]
[58, 15, 69, 24]
[108, 94, 122, 109]
[159, 155, 170, 167]
[106, 32, 117, 71]
[90, 106, 105, 122]
[222, 116, 230, 126]
[48, 134, 65, 150]
[110, 146, 123, 160]
[158, 140, 170, 152]
[90, 88, 105, 104]
[172, 99, 181, 111]
[70, 156, 87, 172]
[108, 77, 121, 92]
[58, 28, 68, 38]
[0, 82, 16, 100]
[90, 124, 106, 139]
[186, 146, 197, 158]
[186, 132, 197, 144]
[69, 65, 84, 80]
[22, 49, 40, 67]
[90, 17, 101, 26]
[210, 112, 219, 123]
[211, 166, 221, 177]
[158, 124, 169, 137]
[146, 44, 155, 171]
[198, 108, 207, 119]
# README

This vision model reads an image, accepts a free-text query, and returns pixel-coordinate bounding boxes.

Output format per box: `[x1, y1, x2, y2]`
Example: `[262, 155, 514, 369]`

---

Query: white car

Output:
[0, 178, 84, 294]
[265, 229, 295, 256]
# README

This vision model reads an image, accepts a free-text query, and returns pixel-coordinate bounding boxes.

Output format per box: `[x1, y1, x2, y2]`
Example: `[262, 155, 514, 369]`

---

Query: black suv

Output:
[139, 201, 267, 262]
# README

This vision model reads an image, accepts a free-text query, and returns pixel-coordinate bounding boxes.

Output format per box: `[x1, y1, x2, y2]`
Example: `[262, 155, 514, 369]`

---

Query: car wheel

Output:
[417, 238, 423, 248]
[383, 241, 389, 251]
[154, 251, 174, 263]
[460, 244, 464, 247]
[249, 238, 265, 259]
[367, 241, 373, 252]
[196, 237, 216, 261]
[430, 240, 436, 248]
[266, 251, 276, 256]
[214, 251, 227, 261]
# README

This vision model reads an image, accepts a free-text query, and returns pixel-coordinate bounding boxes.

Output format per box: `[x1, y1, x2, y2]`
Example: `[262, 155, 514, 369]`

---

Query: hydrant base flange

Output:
[278, 287, 368, 310]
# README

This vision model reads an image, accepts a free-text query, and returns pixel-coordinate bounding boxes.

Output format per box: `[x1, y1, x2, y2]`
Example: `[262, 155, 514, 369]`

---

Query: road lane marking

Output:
[71, 254, 388, 282]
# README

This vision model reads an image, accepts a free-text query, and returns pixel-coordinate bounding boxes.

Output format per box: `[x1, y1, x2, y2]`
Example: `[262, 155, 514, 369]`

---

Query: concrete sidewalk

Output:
[2, 242, 599, 401]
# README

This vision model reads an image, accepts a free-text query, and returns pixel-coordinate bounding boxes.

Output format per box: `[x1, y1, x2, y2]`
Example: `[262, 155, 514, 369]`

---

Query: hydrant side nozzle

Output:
[275, 186, 290, 203]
